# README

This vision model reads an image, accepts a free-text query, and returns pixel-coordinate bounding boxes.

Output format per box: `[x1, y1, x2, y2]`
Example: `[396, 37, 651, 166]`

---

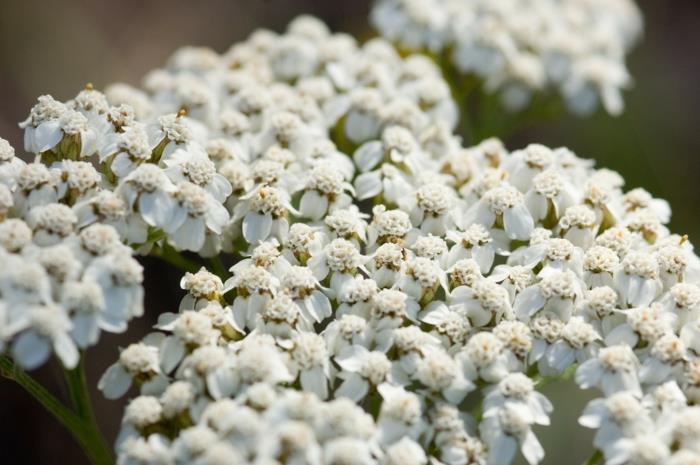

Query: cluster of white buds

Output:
[0, 132, 144, 370]
[371, 0, 643, 115]
[73, 16, 700, 465]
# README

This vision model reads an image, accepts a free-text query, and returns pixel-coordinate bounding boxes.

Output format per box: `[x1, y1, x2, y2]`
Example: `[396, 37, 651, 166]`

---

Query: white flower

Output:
[102, 124, 152, 177]
[26, 202, 77, 246]
[118, 434, 172, 465]
[416, 346, 474, 404]
[639, 334, 688, 386]
[576, 344, 641, 396]
[164, 181, 229, 252]
[559, 205, 599, 249]
[461, 332, 515, 383]
[446, 224, 506, 273]
[308, 238, 366, 297]
[605, 304, 675, 348]
[298, 164, 354, 220]
[464, 184, 534, 240]
[524, 169, 577, 224]
[488, 374, 549, 417]
[323, 314, 369, 357]
[376, 384, 424, 445]
[10, 304, 78, 369]
[354, 125, 426, 174]
[164, 150, 232, 202]
[367, 205, 413, 250]
[399, 257, 447, 302]
[20, 95, 67, 154]
[605, 434, 670, 465]
[179, 267, 224, 310]
[354, 163, 413, 203]
[404, 183, 456, 236]
[235, 185, 293, 244]
[0, 137, 26, 188]
[383, 437, 427, 465]
[323, 437, 377, 465]
[449, 278, 513, 327]
[344, 89, 384, 144]
[225, 265, 279, 330]
[99, 335, 167, 399]
[73, 189, 148, 245]
[579, 391, 653, 453]
[281, 265, 332, 324]
[514, 270, 583, 322]
[336, 345, 395, 401]
[116, 164, 176, 230]
[289, 332, 330, 399]
[614, 251, 662, 308]
[83, 252, 144, 328]
[541, 316, 600, 375]
[480, 402, 545, 465]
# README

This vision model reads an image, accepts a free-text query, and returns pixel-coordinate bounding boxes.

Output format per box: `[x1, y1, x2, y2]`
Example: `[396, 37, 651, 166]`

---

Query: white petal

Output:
[98, 363, 132, 399]
[578, 399, 606, 429]
[546, 341, 576, 373]
[160, 336, 186, 374]
[486, 433, 517, 465]
[514, 286, 546, 320]
[335, 373, 369, 401]
[521, 430, 545, 465]
[12, 331, 51, 370]
[300, 366, 328, 399]
[206, 368, 236, 399]
[503, 205, 534, 240]
[299, 190, 328, 220]
[242, 212, 272, 244]
[575, 359, 603, 389]
[54, 333, 79, 369]
[71, 313, 99, 348]
[34, 121, 63, 152]
[171, 218, 206, 252]
[336, 345, 369, 372]
[139, 190, 173, 228]
[354, 171, 383, 200]
[353, 141, 383, 172]
[307, 290, 332, 321]
[604, 324, 638, 347]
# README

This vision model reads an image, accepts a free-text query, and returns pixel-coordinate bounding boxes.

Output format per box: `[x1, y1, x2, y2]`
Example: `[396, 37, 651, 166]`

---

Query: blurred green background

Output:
[0, 1, 698, 464]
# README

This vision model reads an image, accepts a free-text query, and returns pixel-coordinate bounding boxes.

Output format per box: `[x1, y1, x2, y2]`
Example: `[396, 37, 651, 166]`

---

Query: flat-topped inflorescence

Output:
[0, 11, 695, 465]
[372, 0, 643, 116]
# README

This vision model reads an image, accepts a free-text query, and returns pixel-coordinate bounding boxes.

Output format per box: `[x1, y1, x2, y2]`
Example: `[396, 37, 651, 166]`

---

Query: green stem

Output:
[208, 256, 229, 281]
[0, 355, 114, 465]
[64, 354, 113, 465]
[583, 449, 603, 465]
[64, 354, 93, 419]
[533, 363, 578, 389]
[152, 243, 201, 273]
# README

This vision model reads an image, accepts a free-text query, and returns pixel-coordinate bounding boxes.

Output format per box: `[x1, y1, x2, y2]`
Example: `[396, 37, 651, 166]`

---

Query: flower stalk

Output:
[0, 355, 114, 465]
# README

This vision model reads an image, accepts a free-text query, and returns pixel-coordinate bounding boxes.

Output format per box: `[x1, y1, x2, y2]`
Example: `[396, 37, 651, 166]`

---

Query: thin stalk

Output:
[208, 256, 229, 281]
[583, 449, 603, 465]
[63, 354, 114, 465]
[152, 243, 201, 273]
[0, 355, 114, 465]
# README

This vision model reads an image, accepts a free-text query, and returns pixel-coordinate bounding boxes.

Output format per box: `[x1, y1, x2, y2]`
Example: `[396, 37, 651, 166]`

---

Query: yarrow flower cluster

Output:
[371, 0, 643, 115]
[0, 140, 144, 370]
[0, 9, 694, 465]
[6, 14, 672, 465]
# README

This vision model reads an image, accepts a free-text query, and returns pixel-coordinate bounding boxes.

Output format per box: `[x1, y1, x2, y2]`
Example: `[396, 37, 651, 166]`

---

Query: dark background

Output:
[0, 1, 699, 464]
